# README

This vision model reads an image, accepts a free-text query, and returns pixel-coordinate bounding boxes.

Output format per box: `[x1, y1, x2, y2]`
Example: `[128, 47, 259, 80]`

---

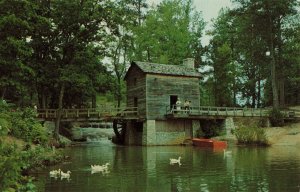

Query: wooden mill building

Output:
[123, 58, 202, 145]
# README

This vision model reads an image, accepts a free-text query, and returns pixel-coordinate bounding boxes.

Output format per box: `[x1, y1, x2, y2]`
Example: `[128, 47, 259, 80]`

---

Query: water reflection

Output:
[34, 141, 300, 192]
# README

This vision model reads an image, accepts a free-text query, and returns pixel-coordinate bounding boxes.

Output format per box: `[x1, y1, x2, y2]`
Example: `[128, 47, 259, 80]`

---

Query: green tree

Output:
[106, 0, 148, 107]
[282, 15, 300, 105]
[133, 0, 205, 65]
[0, 0, 34, 104]
[231, 0, 299, 108]
[41, 0, 118, 140]
[206, 9, 239, 107]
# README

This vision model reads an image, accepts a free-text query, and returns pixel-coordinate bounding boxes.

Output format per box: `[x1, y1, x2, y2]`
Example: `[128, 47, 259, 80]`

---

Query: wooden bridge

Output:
[165, 106, 298, 120]
[37, 107, 139, 122]
[37, 106, 299, 122]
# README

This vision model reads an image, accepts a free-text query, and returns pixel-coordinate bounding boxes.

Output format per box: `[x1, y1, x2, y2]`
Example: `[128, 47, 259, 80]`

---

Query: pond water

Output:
[34, 140, 300, 192]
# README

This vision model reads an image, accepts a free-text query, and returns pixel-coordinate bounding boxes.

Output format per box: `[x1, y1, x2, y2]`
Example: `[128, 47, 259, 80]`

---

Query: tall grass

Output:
[234, 125, 269, 146]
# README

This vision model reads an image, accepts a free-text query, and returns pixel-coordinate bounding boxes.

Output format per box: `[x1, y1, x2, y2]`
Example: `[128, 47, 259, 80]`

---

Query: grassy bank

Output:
[0, 101, 64, 192]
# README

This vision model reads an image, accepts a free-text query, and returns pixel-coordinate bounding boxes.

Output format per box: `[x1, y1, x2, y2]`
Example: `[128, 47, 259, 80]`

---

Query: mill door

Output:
[170, 95, 178, 110]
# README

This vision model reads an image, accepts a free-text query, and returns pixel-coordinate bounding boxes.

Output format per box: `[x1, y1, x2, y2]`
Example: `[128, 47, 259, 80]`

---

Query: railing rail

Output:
[37, 107, 138, 120]
[165, 105, 296, 118]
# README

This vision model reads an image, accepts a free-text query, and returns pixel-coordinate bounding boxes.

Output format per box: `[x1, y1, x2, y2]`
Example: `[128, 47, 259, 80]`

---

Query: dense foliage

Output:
[0, 0, 299, 139]
[1, 0, 299, 109]
[0, 101, 63, 191]
[204, 0, 300, 107]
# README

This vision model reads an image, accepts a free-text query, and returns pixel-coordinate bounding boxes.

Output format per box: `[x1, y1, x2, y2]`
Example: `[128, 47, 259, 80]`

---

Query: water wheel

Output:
[112, 119, 126, 144]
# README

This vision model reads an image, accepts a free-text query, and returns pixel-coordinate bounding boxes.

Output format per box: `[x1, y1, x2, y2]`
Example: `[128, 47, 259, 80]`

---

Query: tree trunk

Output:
[257, 79, 261, 108]
[147, 46, 151, 62]
[54, 82, 65, 141]
[1, 87, 6, 100]
[117, 76, 121, 108]
[92, 94, 96, 108]
[279, 80, 285, 107]
[42, 89, 46, 109]
[267, 3, 279, 109]
[277, 18, 285, 107]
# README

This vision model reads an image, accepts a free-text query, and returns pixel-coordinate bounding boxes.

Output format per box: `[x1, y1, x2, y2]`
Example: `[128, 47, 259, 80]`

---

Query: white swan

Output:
[60, 170, 71, 180]
[49, 168, 61, 177]
[170, 156, 182, 166]
[223, 149, 232, 158]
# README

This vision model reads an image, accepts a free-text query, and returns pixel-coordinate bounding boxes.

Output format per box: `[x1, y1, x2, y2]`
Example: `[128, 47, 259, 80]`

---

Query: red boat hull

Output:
[192, 138, 227, 149]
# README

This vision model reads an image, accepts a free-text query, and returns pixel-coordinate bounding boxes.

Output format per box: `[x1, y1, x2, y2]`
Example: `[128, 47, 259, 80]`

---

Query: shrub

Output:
[269, 108, 285, 127]
[0, 143, 22, 191]
[0, 143, 63, 191]
[234, 125, 268, 146]
[0, 116, 11, 136]
[0, 104, 62, 191]
[200, 120, 225, 138]
[10, 108, 48, 145]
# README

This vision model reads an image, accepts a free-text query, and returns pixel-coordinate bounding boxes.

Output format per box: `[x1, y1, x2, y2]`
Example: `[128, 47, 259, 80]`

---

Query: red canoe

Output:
[192, 138, 227, 149]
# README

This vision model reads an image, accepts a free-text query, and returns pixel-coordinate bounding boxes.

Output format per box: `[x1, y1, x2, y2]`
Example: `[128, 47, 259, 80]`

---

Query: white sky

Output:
[147, 0, 232, 45]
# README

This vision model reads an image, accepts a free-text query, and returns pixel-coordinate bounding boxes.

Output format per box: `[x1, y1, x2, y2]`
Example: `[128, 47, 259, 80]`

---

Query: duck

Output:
[91, 163, 110, 170]
[170, 156, 182, 166]
[60, 170, 71, 180]
[49, 168, 61, 177]
[91, 165, 103, 172]
[91, 163, 110, 173]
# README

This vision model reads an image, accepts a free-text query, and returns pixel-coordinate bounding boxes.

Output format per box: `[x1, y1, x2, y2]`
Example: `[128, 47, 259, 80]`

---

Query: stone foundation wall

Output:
[223, 117, 235, 136]
[125, 119, 197, 145]
[142, 120, 156, 145]
[71, 127, 114, 141]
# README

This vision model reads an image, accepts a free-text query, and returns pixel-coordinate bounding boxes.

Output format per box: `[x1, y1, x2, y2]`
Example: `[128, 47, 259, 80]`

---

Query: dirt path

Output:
[265, 122, 300, 146]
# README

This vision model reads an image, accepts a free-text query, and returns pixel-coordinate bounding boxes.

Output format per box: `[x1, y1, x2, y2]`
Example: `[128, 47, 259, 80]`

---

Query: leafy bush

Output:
[269, 108, 285, 127]
[0, 142, 63, 191]
[0, 116, 11, 136]
[9, 108, 48, 145]
[0, 143, 22, 191]
[200, 120, 225, 138]
[0, 100, 15, 113]
[234, 125, 268, 145]
[0, 103, 62, 191]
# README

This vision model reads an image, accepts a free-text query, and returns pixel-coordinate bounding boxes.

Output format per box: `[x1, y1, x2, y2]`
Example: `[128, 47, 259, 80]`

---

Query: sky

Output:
[147, 0, 232, 45]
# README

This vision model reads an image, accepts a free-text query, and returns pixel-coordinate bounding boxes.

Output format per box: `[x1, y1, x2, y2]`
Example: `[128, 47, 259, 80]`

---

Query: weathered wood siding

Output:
[126, 66, 147, 118]
[146, 74, 200, 120]
[155, 120, 192, 145]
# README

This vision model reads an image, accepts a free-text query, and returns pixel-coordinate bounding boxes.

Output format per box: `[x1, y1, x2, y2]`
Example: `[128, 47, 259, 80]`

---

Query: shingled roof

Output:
[125, 61, 201, 79]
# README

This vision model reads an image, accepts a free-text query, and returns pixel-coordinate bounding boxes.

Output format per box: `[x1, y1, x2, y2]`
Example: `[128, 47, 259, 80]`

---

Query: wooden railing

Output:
[165, 105, 296, 118]
[37, 107, 138, 120]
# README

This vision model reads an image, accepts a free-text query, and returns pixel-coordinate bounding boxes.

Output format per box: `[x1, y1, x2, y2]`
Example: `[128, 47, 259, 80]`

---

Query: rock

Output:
[59, 135, 72, 146]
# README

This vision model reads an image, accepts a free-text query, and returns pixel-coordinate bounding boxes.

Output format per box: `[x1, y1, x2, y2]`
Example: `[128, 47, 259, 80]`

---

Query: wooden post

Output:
[260, 108, 262, 117]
